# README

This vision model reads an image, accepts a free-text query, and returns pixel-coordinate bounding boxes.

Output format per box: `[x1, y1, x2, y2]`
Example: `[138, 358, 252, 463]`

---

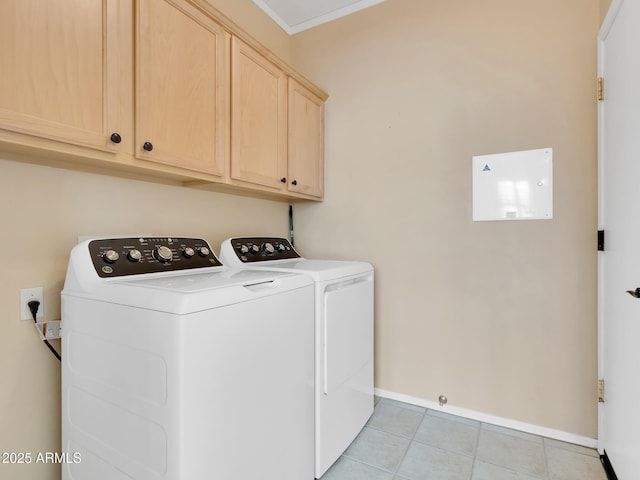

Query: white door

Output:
[598, 1, 640, 477]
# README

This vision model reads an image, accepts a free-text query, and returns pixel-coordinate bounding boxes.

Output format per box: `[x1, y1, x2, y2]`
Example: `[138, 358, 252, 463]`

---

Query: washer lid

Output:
[118, 269, 287, 292]
[63, 269, 313, 314]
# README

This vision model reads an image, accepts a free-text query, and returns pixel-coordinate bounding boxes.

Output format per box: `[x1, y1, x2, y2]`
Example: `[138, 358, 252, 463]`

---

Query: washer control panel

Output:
[89, 237, 222, 277]
[228, 237, 300, 263]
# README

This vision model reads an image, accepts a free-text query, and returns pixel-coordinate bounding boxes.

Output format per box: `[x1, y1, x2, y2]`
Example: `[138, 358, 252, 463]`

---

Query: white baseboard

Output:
[374, 388, 598, 449]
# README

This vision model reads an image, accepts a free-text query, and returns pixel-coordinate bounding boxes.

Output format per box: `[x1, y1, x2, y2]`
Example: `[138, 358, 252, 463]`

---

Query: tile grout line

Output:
[476, 423, 549, 480]
[339, 399, 428, 479]
[339, 397, 419, 477]
[339, 452, 398, 476]
[388, 401, 482, 479]
[390, 404, 428, 478]
[467, 422, 484, 480]
[542, 437, 552, 480]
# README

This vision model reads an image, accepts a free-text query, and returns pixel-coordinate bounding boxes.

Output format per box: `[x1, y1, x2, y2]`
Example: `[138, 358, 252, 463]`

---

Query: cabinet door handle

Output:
[110, 133, 122, 144]
[291, 180, 298, 186]
[143, 141, 154, 152]
[281, 177, 286, 183]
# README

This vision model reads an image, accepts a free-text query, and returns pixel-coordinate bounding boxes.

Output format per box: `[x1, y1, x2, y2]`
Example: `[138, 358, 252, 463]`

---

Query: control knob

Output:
[103, 250, 120, 263]
[263, 242, 275, 255]
[198, 246, 210, 257]
[239, 244, 250, 255]
[277, 243, 286, 252]
[250, 244, 260, 254]
[154, 245, 173, 263]
[183, 247, 195, 258]
[127, 249, 142, 262]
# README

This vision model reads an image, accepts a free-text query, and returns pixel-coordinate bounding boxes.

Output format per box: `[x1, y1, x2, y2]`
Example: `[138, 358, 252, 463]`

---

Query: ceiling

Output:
[252, 0, 387, 34]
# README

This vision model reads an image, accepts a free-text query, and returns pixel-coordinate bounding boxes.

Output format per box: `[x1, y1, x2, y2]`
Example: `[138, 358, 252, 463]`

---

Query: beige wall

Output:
[0, 2, 288, 479]
[291, 0, 599, 437]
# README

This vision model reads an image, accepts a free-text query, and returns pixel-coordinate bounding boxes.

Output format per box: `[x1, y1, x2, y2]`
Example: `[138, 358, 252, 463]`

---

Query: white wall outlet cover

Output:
[472, 148, 553, 221]
[20, 287, 44, 321]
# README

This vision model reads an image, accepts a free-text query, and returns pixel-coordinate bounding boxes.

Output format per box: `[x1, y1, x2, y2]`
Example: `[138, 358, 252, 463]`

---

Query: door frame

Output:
[596, 0, 624, 454]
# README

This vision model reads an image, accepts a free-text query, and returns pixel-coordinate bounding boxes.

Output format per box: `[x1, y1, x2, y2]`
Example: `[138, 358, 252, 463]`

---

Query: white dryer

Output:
[61, 236, 314, 480]
[219, 237, 374, 478]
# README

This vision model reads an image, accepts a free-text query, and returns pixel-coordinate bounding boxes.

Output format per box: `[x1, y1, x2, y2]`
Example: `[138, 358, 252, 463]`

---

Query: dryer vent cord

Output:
[28, 300, 61, 362]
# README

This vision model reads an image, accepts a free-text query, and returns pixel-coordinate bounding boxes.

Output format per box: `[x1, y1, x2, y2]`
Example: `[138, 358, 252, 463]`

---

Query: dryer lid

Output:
[249, 259, 373, 282]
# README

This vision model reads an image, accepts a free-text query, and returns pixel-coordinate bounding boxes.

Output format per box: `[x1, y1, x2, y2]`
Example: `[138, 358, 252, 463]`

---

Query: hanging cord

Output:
[28, 300, 61, 362]
[289, 204, 295, 246]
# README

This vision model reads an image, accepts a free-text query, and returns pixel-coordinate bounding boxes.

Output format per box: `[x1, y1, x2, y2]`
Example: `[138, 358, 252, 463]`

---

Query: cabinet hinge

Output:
[598, 230, 605, 251]
[597, 77, 605, 101]
[598, 379, 605, 403]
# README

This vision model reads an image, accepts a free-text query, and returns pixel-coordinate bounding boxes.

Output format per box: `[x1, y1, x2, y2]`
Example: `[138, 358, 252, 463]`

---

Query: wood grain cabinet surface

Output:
[230, 36, 287, 192]
[136, 0, 229, 179]
[0, 0, 327, 201]
[230, 38, 325, 199]
[288, 78, 324, 199]
[0, 0, 120, 152]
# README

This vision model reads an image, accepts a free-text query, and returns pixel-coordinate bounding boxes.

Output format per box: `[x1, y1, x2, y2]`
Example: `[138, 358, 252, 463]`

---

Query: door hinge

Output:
[598, 230, 605, 251]
[597, 77, 605, 101]
[598, 379, 605, 403]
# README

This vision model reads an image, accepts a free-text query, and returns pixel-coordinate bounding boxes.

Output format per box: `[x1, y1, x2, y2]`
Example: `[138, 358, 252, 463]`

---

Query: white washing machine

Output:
[219, 237, 374, 478]
[61, 236, 315, 480]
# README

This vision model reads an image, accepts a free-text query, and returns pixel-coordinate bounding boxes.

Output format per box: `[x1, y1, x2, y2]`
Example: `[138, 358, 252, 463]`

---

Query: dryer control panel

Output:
[227, 237, 300, 263]
[89, 237, 222, 277]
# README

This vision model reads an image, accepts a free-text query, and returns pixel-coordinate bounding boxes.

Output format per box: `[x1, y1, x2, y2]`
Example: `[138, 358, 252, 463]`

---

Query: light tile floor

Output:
[319, 397, 607, 480]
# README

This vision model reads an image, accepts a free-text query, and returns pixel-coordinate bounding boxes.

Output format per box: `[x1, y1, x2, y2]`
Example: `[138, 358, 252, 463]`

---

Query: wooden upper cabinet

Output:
[136, 0, 229, 178]
[288, 79, 324, 199]
[230, 36, 287, 191]
[0, 0, 119, 151]
[0, 0, 326, 199]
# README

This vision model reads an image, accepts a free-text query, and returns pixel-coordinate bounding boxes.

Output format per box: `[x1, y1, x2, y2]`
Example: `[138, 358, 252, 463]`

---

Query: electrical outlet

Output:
[20, 287, 44, 321]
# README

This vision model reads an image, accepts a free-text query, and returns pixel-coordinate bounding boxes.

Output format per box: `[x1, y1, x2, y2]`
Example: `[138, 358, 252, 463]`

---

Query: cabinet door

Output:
[288, 79, 324, 199]
[0, 0, 120, 151]
[230, 37, 287, 191]
[136, 0, 229, 177]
